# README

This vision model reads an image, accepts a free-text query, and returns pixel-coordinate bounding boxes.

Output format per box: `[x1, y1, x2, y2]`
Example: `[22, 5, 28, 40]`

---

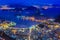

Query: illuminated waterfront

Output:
[0, 5, 59, 40]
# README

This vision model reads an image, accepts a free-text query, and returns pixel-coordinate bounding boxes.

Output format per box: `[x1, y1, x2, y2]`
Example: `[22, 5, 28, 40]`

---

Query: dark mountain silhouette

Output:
[55, 15, 60, 23]
[25, 6, 41, 17]
[0, 31, 16, 40]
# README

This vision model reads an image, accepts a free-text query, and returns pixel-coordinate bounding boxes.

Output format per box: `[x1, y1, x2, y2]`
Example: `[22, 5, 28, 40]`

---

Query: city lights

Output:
[0, 5, 15, 10]
[0, 4, 59, 40]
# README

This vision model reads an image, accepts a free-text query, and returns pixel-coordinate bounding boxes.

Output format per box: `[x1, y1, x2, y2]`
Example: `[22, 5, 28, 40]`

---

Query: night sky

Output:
[0, 0, 60, 5]
[0, 0, 60, 18]
[0, 0, 60, 16]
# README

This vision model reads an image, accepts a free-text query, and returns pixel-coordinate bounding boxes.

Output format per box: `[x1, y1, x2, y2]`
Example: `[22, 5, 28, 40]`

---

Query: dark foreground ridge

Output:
[0, 31, 16, 40]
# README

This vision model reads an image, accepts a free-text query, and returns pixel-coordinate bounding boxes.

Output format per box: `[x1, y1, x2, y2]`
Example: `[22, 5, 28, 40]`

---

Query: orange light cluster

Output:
[11, 29, 17, 34]
[29, 17, 35, 21]
[22, 16, 46, 22]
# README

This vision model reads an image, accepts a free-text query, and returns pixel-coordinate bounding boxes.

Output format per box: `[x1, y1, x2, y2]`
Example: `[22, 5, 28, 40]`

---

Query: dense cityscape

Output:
[0, 3, 59, 40]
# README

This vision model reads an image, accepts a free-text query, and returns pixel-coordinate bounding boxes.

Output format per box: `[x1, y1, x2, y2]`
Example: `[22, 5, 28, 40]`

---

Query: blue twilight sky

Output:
[0, 0, 60, 18]
[0, 0, 60, 5]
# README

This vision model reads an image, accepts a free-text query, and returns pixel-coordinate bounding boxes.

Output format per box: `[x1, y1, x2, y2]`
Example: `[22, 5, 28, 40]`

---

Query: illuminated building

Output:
[0, 21, 16, 30]
[0, 23, 9, 30]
